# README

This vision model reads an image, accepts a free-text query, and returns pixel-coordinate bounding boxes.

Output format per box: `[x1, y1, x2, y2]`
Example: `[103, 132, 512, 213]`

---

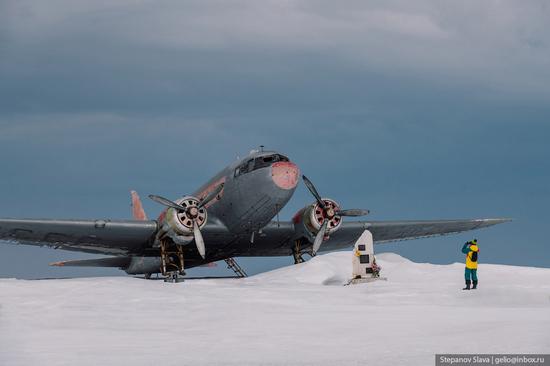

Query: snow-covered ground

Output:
[0, 252, 549, 366]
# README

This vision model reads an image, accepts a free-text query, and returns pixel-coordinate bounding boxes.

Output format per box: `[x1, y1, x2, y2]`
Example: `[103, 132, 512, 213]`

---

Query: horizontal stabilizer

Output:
[50, 257, 131, 268]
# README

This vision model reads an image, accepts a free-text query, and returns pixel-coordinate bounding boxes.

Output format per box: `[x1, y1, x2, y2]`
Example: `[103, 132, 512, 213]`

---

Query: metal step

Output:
[224, 257, 248, 278]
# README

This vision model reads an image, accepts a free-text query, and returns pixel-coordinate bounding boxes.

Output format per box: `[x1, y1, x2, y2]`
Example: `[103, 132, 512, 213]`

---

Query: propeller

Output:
[193, 220, 205, 259]
[198, 183, 224, 209]
[148, 195, 187, 211]
[302, 175, 369, 255]
[148, 183, 224, 259]
[311, 219, 329, 255]
[335, 208, 370, 217]
[302, 175, 326, 210]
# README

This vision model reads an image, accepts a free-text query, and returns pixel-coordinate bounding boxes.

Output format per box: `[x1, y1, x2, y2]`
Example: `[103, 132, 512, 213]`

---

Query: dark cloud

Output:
[2, 0, 550, 116]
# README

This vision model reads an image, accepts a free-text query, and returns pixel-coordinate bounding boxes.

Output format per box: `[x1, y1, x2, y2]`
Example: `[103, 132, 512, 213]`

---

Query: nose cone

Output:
[271, 161, 300, 190]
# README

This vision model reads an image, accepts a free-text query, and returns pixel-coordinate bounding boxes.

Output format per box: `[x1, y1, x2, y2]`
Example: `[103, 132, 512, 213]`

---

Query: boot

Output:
[463, 280, 471, 290]
[472, 280, 478, 289]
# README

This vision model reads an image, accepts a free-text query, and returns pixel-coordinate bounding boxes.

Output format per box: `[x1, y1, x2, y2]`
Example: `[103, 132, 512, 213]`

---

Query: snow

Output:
[0, 252, 549, 366]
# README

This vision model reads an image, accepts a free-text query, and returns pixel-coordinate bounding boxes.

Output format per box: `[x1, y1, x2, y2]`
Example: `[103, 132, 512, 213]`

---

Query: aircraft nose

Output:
[271, 161, 300, 190]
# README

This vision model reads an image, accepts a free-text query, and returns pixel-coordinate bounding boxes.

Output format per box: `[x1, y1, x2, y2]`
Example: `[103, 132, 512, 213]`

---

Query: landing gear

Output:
[292, 239, 306, 264]
[165, 272, 185, 283]
[293, 251, 305, 264]
[160, 239, 186, 282]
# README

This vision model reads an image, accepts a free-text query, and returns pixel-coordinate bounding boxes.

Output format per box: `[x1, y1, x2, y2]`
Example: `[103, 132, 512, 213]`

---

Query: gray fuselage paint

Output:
[190, 150, 299, 234]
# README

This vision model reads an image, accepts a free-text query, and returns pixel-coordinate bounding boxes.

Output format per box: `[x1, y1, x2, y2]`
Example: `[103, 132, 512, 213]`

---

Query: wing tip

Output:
[477, 218, 513, 226]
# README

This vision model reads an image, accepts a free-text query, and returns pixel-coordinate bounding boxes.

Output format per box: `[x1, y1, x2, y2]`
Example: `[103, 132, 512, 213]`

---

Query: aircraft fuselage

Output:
[189, 150, 300, 234]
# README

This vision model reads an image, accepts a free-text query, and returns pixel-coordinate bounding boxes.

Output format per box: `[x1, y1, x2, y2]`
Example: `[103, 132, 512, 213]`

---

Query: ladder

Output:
[224, 257, 248, 278]
[159, 239, 185, 277]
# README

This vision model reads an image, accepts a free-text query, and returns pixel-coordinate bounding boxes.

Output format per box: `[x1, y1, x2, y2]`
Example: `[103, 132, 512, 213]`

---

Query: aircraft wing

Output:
[319, 218, 511, 252]
[0, 218, 158, 255]
[0, 217, 510, 264]
[0, 218, 234, 258]
[239, 218, 510, 256]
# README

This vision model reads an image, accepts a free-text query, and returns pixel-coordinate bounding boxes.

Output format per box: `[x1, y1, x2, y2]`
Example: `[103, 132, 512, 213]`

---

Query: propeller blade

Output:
[193, 220, 206, 259]
[311, 219, 329, 256]
[302, 175, 326, 210]
[198, 183, 224, 209]
[335, 209, 370, 217]
[148, 194, 187, 211]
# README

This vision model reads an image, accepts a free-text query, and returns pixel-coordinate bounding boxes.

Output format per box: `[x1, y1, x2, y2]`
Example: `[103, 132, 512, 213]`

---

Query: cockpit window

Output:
[234, 154, 290, 177]
[254, 154, 289, 170]
[235, 159, 254, 177]
[254, 156, 273, 170]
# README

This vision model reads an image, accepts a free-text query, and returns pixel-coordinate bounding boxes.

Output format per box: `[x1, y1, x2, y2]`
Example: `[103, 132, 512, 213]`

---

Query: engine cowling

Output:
[158, 196, 207, 245]
[292, 198, 343, 240]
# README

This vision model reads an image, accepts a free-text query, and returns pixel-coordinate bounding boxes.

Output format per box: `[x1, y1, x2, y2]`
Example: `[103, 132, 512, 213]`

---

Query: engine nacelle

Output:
[158, 196, 207, 245]
[292, 198, 342, 240]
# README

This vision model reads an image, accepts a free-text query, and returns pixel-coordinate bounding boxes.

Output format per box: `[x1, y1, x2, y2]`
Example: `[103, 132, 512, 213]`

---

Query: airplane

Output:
[0, 148, 510, 281]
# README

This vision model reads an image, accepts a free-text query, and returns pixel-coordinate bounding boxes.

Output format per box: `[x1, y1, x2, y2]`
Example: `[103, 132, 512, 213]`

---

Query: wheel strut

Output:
[293, 239, 306, 264]
[160, 239, 186, 282]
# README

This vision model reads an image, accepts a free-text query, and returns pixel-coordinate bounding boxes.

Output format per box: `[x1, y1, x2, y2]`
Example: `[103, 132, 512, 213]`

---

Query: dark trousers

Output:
[465, 268, 478, 282]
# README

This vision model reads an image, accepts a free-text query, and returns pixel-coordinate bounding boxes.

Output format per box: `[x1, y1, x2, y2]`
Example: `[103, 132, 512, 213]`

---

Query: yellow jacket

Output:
[465, 244, 479, 269]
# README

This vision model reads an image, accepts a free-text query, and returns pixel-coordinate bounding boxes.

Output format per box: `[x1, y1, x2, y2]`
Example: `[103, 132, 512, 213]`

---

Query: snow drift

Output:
[0, 252, 549, 366]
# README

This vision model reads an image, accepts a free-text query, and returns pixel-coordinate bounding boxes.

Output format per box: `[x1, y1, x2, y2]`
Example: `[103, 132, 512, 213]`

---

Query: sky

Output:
[0, 0, 549, 278]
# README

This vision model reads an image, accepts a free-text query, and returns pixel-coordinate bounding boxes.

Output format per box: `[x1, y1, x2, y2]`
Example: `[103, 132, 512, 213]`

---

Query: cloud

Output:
[1, 0, 549, 120]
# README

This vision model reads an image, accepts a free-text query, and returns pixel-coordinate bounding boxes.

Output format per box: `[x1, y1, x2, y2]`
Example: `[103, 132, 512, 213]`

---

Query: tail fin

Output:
[131, 190, 148, 220]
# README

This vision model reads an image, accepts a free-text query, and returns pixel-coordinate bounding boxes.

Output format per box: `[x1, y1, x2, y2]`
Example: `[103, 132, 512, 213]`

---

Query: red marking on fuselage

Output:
[271, 161, 299, 190]
[196, 177, 226, 209]
[199, 262, 218, 268]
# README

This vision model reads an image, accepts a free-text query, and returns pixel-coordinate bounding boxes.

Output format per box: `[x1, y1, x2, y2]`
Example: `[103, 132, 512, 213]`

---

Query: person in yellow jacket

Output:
[461, 239, 479, 290]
